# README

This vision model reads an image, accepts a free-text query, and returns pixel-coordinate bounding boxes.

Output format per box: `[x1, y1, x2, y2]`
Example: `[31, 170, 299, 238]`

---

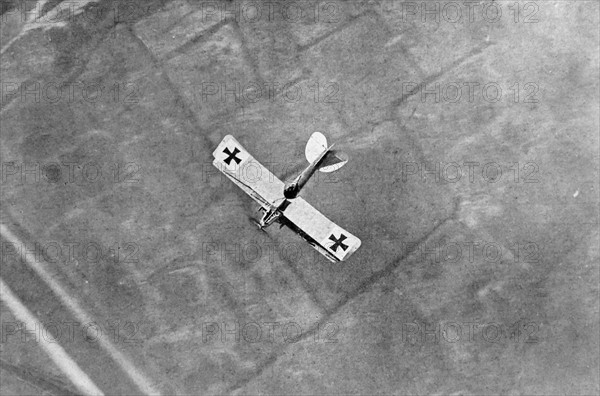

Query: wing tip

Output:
[346, 240, 362, 261]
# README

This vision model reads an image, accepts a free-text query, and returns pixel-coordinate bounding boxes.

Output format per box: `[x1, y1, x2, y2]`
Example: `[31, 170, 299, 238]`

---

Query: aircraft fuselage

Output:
[283, 144, 333, 199]
[258, 143, 333, 228]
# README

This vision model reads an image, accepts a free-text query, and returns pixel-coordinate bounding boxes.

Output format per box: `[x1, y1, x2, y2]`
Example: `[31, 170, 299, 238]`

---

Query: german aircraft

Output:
[212, 132, 361, 262]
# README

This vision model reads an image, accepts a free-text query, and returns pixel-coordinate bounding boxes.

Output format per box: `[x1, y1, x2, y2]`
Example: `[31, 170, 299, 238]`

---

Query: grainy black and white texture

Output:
[0, 0, 598, 395]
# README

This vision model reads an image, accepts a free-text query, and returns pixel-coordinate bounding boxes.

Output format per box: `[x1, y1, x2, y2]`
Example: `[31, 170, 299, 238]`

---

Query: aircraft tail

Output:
[305, 132, 348, 173]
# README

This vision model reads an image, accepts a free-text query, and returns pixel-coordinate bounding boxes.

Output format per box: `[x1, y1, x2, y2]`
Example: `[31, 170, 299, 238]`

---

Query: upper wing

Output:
[212, 135, 284, 207]
[281, 197, 361, 262]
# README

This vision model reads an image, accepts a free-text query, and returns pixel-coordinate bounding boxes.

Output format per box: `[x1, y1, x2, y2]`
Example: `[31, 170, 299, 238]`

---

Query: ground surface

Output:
[0, 0, 599, 395]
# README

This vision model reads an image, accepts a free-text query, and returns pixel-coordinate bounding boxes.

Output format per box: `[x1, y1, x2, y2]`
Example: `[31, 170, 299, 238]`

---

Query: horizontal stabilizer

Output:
[318, 150, 348, 173]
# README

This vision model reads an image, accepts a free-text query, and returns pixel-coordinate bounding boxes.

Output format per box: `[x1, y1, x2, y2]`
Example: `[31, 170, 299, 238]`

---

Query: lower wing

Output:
[281, 197, 361, 262]
[212, 135, 285, 208]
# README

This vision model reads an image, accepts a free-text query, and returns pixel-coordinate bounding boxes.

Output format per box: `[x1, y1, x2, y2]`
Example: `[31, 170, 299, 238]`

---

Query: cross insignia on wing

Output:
[223, 147, 242, 165]
[328, 233, 348, 252]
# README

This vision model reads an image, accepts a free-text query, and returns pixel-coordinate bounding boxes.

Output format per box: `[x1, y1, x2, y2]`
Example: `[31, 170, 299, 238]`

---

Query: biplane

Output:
[212, 132, 361, 262]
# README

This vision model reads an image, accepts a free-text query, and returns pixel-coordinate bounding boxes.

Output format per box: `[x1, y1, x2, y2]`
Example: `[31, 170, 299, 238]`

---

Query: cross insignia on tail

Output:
[328, 233, 348, 252]
[223, 147, 241, 165]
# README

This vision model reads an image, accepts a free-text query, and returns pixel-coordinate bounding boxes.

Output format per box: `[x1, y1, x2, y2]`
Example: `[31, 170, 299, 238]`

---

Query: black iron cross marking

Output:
[329, 234, 348, 252]
[223, 147, 241, 165]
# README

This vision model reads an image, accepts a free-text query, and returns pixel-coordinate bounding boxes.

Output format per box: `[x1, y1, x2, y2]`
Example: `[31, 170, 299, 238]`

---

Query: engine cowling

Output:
[283, 182, 300, 199]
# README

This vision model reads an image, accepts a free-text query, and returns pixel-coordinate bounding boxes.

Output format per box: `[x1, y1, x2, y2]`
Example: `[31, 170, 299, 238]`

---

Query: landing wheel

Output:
[248, 217, 268, 233]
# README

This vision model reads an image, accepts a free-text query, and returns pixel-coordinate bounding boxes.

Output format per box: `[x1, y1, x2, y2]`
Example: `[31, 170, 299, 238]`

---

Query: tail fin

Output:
[305, 132, 348, 173]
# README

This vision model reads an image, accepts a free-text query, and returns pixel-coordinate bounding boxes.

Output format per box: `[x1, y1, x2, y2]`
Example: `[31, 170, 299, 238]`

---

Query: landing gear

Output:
[249, 218, 268, 233]
[255, 198, 287, 230]
[259, 209, 281, 228]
